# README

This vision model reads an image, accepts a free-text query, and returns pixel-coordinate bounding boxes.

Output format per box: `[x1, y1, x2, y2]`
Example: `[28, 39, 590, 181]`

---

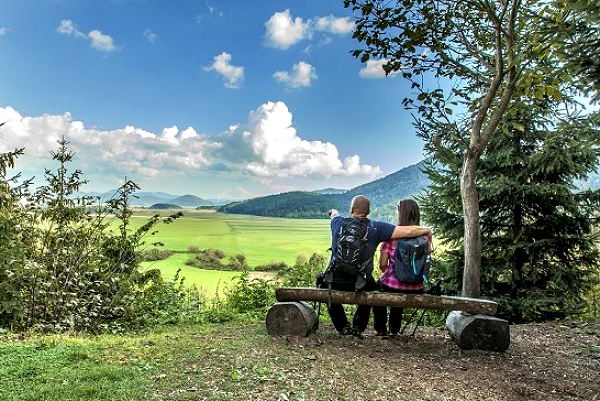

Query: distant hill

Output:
[170, 194, 213, 207]
[76, 190, 218, 207]
[149, 203, 182, 210]
[313, 187, 347, 195]
[217, 161, 431, 220]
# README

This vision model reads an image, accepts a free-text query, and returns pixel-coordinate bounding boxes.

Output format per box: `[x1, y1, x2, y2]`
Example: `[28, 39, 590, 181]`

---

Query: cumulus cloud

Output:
[0, 102, 380, 194]
[88, 30, 115, 52]
[57, 19, 116, 52]
[264, 10, 353, 50]
[204, 52, 244, 89]
[359, 59, 401, 79]
[273, 62, 317, 89]
[314, 15, 354, 35]
[241, 101, 380, 178]
[0, 106, 219, 183]
[264, 10, 310, 50]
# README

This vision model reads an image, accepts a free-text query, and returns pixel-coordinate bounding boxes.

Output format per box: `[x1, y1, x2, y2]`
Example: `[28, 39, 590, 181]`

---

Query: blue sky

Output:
[0, 0, 426, 200]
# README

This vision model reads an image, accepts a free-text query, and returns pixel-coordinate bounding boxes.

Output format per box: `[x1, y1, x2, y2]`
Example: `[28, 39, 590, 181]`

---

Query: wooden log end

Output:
[266, 301, 318, 337]
[445, 310, 510, 352]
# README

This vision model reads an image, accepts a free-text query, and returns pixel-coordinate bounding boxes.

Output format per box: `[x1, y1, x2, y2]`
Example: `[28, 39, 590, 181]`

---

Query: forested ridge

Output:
[217, 160, 431, 220]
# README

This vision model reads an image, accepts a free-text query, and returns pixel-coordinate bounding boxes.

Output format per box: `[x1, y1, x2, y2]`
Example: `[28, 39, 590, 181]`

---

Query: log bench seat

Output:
[266, 287, 510, 352]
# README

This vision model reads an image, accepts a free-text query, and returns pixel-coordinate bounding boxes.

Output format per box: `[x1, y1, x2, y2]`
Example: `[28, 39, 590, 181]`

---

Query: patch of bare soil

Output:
[280, 321, 600, 401]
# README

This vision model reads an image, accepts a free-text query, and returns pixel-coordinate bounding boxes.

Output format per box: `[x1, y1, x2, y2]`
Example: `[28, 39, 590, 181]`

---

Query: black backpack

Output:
[393, 235, 431, 284]
[332, 217, 370, 276]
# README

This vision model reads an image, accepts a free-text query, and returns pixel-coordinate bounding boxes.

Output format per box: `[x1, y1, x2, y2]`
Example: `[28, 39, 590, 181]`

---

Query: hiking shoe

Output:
[351, 327, 365, 339]
[339, 325, 353, 335]
[375, 331, 388, 337]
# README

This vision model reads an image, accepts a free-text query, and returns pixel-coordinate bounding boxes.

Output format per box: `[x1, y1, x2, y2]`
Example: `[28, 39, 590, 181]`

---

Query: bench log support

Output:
[268, 287, 510, 352]
[446, 311, 510, 352]
[265, 301, 318, 337]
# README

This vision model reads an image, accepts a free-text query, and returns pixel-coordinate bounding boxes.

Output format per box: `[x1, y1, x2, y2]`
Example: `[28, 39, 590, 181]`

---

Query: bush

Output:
[281, 252, 327, 287]
[0, 140, 184, 333]
[141, 248, 175, 261]
[254, 261, 288, 272]
[222, 271, 277, 319]
[122, 270, 207, 328]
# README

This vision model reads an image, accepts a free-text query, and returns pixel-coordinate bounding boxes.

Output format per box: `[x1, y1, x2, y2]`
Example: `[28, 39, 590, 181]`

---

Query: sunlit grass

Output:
[125, 209, 331, 267]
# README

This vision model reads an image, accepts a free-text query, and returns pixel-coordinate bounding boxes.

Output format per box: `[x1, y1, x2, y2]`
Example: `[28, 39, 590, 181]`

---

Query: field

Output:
[125, 209, 332, 292]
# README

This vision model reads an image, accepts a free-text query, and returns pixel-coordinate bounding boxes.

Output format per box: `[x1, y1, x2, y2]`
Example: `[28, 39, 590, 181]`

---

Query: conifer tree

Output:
[419, 97, 600, 323]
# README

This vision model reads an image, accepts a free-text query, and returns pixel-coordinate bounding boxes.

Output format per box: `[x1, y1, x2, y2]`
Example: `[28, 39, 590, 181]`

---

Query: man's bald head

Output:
[350, 195, 370, 217]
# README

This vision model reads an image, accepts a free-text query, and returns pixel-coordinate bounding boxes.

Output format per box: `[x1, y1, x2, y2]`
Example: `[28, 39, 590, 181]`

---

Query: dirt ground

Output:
[279, 320, 600, 401]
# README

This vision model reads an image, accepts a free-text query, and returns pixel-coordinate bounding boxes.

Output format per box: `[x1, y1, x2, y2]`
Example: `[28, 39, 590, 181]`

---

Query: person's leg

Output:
[372, 280, 388, 335]
[388, 306, 404, 335]
[353, 304, 372, 333]
[352, 276, 377, 335]
[326, 276, 356, 333]
[327, 303, 351, 333]
[372, 305, 388, 335]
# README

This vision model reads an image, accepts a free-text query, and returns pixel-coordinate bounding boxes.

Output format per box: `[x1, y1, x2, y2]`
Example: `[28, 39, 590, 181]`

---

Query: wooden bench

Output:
[266, 287, 510, 352]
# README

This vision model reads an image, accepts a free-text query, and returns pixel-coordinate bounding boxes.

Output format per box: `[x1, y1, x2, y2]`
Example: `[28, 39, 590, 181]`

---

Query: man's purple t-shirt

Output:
[330, 216, 396, 275]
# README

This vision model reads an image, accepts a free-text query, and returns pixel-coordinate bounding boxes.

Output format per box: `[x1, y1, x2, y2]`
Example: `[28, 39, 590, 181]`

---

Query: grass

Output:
[128, 209, 331, 267]
[0, 336, 149, 401]
[140, 253, 242, 297]
[0, 322, 367, 401]
[122, 209, 332, 293]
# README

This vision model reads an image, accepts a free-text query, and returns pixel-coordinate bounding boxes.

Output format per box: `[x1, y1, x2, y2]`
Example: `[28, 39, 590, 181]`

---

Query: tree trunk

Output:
[461, 152, 482, 298]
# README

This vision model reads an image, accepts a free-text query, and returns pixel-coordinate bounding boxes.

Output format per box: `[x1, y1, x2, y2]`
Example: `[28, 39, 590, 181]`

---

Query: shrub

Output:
[222, 271, 277, 319]
[281, 252, 327, 287]
[0, 140, 183, 333]
[122, 269, 207, 328]
[254, 261, 288, 272]
[141, 248, 175, 261]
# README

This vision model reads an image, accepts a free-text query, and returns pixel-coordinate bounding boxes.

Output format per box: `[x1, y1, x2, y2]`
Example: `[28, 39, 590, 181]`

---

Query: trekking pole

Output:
[411, 310, 428, 336]
[399, 309, 420, 334]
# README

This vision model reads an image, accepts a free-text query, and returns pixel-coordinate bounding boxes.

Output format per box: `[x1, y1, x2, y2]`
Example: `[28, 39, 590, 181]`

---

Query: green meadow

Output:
[126, 209, 332, 292]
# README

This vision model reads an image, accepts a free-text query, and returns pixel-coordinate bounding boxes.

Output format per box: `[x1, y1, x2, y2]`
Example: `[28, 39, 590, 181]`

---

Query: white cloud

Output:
[314, 15, 354, 35]
[88, 30, 115, 52]
[57, 19, 117, 53]
[0, 102, 380, 195]
[273, 62, 317, 89]
[359, 59, 401, 79]
[242, 101, 380, 178]
[204, 52, 244, 89]
[143, 29, 158, 43]
[0, 27, 9, 36]
[57, 20, 86, 38]
[264, 10, 311, 49]
[264, 11, 353, 50]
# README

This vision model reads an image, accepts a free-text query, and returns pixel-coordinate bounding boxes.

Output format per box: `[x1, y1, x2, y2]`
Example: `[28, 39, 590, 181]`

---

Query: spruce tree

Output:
[420, 99, 600, 323]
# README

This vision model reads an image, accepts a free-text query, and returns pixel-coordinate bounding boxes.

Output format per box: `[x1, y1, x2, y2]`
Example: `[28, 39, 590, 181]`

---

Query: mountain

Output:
[313, 187, 347, 195]
[217, 161, 431, 219]
[75, 190, 217, 207]
[170, 194, 213, 207]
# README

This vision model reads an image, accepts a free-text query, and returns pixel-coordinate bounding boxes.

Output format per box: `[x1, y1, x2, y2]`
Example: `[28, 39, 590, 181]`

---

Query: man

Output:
[322, 195, 431, 337]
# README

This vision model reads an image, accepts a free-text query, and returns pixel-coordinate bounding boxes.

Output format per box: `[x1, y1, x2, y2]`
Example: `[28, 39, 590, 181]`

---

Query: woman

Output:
[373, 198, 432, 336]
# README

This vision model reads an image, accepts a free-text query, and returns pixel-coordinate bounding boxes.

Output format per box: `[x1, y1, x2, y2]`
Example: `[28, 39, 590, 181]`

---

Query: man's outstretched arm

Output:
[391, 225, 431, 239]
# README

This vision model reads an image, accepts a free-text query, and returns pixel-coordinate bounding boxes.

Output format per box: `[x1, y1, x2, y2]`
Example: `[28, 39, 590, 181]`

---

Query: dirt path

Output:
[273, 321, 600, 401]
